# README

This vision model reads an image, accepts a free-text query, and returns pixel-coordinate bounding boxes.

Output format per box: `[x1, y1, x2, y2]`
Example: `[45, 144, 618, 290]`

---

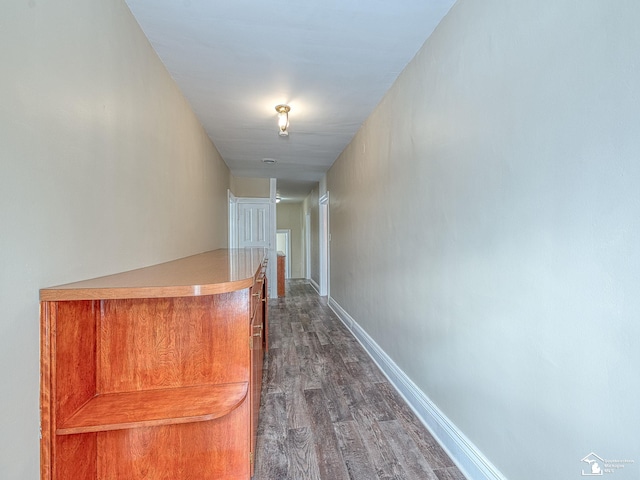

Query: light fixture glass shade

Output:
[275, 104, 290, 137]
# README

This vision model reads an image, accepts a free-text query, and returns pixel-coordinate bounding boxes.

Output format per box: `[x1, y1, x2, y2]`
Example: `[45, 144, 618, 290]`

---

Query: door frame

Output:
[319, 192, 329, 297]
[305, 212, 311, 281]
[228, 190, 238, 249]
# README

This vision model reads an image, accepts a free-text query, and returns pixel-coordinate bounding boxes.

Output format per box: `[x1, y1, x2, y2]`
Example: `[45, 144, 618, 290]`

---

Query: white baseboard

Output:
[309, 278, 321, 295]
[328, 296, 507, 480]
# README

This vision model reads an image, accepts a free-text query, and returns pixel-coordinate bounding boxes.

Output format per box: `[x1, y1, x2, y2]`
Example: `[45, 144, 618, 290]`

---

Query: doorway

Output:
[228, 194, 276, 298]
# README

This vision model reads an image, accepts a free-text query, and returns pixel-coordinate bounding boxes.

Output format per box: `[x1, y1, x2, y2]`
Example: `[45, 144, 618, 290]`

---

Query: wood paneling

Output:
[277, 254, 285, 297]
[53, 301, 97, 422]
[96, 400, 249, 480]
[97, 293, 249, 393]
[57, 382, 248, 435]
[40, 249, 268, 480]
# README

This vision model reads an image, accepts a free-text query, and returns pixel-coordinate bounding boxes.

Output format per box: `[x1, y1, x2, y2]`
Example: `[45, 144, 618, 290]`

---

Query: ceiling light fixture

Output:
[275, 104, 290, 137]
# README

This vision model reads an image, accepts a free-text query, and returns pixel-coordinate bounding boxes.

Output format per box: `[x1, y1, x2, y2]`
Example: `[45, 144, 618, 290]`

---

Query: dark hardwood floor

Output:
[254, 280, 466, 480]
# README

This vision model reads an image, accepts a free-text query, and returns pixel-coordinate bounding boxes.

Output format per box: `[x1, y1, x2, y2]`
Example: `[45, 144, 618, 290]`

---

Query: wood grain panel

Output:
[40, 302, 52, 480]
[250, 282, 265, 477]
[53, 433, 97, 480]
[277, 254, 285, 297]
[98, 293, 249, 393]
[54, 301, 97, 423]
[251, 318, 263, 437]
[57, 382, 248, 434]
[97, 398, 250, 479]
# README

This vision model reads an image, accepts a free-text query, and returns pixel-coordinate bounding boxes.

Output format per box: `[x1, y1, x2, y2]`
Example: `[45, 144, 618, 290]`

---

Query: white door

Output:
[238, 202, 271, 248]
[230, 192, 276, 298]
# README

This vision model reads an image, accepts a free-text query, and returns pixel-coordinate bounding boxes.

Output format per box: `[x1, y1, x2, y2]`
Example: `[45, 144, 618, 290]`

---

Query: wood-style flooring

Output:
[254, 280, 466, 480]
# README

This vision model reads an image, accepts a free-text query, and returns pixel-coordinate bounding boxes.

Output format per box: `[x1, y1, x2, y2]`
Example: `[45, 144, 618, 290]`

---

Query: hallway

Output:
[254, 280, 466, 480]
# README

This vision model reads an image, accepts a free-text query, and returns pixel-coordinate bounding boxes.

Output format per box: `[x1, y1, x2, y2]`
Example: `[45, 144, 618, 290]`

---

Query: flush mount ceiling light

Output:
[275, 104, 290, 137]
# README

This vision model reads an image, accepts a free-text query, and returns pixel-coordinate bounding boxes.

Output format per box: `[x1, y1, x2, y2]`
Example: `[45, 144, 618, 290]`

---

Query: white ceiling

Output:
[125, 0, 456, 201]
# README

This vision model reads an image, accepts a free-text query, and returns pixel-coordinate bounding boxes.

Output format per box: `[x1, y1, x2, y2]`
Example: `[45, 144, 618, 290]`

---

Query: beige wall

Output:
[0, 1, 229, 477]
[276, 203, 305, 278]
[327, 1, 640, 478]
[230, 176, 270, 198]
